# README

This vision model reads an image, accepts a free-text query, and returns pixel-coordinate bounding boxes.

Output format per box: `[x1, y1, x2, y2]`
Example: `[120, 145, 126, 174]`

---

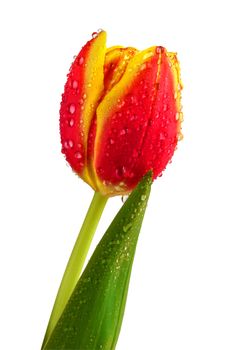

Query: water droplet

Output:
[141, 194, 146, 201]
[116, 166, 126, 178]
[82, 93, 87, 100]
[109, 138, 115, 145]
[75, 152, 82, 159]
[69, 118, 74, 127]
[97, 167, 104, 175]
[156, 46, 164, 54]
[69, 104, 76, 114]
[87, 83, 92, 88]
[78, 57, 84, 65]
[160, 132, 165, 140]
[64, 141, 69, 149]
[163, 104, 168, 112]
[120, 129, 126, 136]
[179, 112, 184, 121]
[64, 140, 73, 149]
[73, 55, 77, 59]
[72, 80, 78, 89]
[92, 32, 98, 38]
[123, 222, 132, 232]
[130, 114, 137, 121]
[121, 195, 129, 203]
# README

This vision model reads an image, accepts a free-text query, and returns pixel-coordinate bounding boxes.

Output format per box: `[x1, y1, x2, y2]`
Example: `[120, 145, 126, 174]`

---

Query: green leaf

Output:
[43, 172, 152, 350]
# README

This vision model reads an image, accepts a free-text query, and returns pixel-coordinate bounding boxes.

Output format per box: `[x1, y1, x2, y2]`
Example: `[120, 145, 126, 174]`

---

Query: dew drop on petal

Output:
[69, 118, 74, 127]
[72, 80, 78, 89]
[115, 166, 127, 178]
[179, 112, 184, 121]
[69, 104, 76, 114]
[163, 104, 168, 112]
[141, 194, 146, 201]
[156, 46, 164, 54]
[78, 57, 84, 65]
[64, 140, 73, 149]
[68, 140, 74, 148]
[64, 141, 69, 149]
[92, 32, 98, 38]
[75, 152, 82, 159]
[178, 132, 184, 141]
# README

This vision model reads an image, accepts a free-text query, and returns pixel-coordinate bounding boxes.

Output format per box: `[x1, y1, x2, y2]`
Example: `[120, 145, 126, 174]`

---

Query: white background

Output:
[0, 0, 232, 349]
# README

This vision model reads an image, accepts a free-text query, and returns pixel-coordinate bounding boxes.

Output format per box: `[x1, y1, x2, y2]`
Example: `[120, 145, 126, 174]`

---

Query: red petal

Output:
[60, 31, 106, 189]
[93, 48, 161, 194]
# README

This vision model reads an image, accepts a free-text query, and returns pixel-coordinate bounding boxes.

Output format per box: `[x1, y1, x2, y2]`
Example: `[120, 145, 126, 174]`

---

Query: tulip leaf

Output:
[43, 172, 152, 350]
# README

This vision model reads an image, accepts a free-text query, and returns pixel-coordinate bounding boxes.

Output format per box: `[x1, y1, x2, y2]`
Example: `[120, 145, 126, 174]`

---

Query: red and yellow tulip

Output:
[60, 30, 183, 196]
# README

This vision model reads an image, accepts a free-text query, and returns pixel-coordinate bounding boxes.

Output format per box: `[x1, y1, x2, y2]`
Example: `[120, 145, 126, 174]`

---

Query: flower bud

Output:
[60, 31, 183, 196]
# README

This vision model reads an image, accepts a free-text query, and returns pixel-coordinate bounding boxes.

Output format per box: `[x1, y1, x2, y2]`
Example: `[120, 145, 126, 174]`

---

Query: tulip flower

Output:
[60, 30, 183, 196]
[42, 31, 183, 349]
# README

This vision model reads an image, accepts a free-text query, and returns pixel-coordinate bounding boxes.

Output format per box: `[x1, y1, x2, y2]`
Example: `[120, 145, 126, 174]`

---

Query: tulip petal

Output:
[87, 46, 138, 191]
[60, 31, 106, 189]
[92, 47, 162, 195]
[134, 51, 183, 180]
[104, 47, 138, 93]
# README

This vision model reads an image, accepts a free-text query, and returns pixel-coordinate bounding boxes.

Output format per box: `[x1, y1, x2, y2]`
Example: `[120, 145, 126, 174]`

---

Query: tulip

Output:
[43, 32, 183, 349]
[60, 30, 183, 196]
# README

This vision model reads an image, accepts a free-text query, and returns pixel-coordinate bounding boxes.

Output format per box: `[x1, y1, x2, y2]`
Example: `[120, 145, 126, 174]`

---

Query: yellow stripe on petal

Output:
[80, 31, 107, 189]
[166, 52, 183, 139]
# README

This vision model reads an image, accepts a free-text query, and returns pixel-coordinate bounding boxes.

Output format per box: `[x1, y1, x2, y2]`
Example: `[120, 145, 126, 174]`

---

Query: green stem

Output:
[42, 191, 108, 348]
